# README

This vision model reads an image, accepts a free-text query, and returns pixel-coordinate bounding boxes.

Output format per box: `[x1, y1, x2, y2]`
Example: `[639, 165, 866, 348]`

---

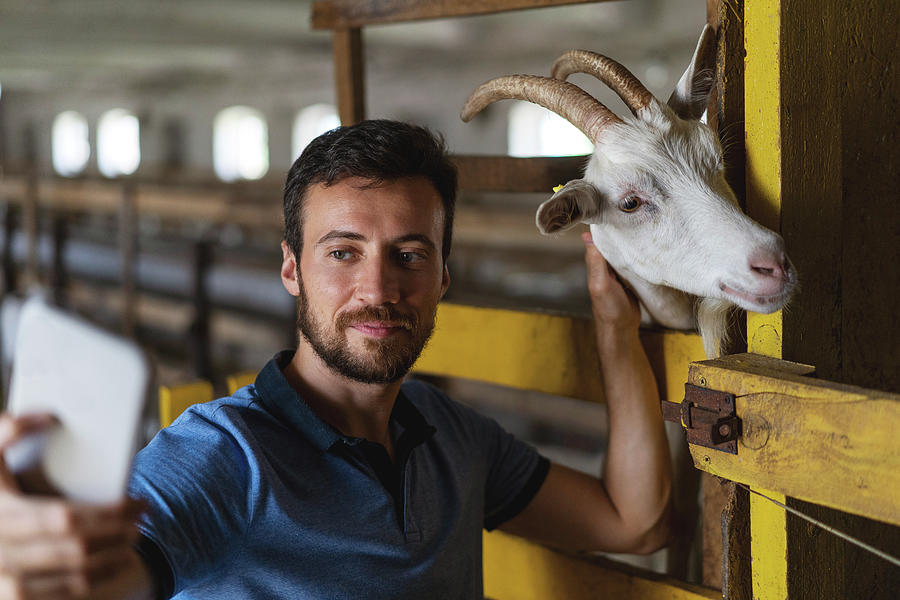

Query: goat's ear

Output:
[536, 180, 602, 234]
[667, 24, 717, 121]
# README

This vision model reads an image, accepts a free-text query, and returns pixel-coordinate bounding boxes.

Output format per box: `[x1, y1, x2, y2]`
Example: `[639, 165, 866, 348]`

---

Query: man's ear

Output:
[439, 265, 451, 299]
[280, 240, 300, 297]
[535, 179, 603, 234]
[667, 24, 717, 121]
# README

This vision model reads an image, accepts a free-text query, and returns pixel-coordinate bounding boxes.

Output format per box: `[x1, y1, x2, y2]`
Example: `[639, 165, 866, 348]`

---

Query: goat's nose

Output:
[749, 251, 788, 282]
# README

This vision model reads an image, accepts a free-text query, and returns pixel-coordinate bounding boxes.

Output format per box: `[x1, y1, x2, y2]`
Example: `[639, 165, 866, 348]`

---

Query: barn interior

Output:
[0, 1, 897, 598]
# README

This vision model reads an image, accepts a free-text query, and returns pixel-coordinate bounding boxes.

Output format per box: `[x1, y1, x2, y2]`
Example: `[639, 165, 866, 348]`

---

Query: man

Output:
[0, 120, 671, 599]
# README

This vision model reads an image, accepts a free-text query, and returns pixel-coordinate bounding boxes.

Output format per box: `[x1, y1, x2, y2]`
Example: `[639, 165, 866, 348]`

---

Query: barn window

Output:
[97, 109, 141, 177]
[213, 106, 269, 182]
[52, 111, 91, 177]
[292, 103, 340, 160]
[507, 102, 593, 157]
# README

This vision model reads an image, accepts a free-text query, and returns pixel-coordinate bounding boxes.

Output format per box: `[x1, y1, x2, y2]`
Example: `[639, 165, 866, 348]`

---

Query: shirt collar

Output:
[254, 350, 435, 452]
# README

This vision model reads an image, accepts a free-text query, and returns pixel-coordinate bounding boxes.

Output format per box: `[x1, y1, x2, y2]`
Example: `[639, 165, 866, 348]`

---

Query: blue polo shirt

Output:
[129, 351, 549, 599]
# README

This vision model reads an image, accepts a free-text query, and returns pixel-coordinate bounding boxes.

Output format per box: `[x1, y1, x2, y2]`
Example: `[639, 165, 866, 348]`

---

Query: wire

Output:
[737, 483, 900, 568]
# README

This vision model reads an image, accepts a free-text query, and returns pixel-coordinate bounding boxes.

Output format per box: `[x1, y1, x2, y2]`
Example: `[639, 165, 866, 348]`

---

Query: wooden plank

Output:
[702, 3, 746, 591]
[413, 303, 706, 405]
[159, 380, 213, 428]
[686, 353, 900, 528]
[2, 203, 18, 294]
[118, 184, 138, 338]
[722, 481, 752, 600]
[23, 170, 39, 290]
[829, 0, 900, 597]
[743, 2, 788, 597]
[0, 174, 578, 239]
[190, 241, 212, 380]
[482, 529, 719, 600]
[312, 0, 608, 29]
[49, 215, 68, 306]
[452, 154, 586, 193]
[226, 372, 256, 395]
[333, 28, 366, 125]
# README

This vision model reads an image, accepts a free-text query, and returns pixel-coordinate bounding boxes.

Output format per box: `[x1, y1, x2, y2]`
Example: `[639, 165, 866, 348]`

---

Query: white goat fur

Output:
[467, 27, 796, 357]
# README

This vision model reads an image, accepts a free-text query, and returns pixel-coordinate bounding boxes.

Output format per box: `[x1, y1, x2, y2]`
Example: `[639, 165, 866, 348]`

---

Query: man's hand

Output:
[581, 232, 640, 334]
[498, 232, 671, 554]
[0, 413, 153, 599]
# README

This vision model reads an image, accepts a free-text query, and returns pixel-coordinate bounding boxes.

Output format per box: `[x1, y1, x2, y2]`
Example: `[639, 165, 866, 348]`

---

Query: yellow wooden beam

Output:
[226, 372, 256, 396]
[413, 303, 705, 404]
[482, 529, 719, 600]
[159, 380, 213, 428]
[745, 0, 788, 597]
[686, 353, 900, 528]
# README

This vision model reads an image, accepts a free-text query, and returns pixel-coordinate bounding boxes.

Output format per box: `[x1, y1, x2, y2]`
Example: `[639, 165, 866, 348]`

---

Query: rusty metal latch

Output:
[661, 383, 741, 454]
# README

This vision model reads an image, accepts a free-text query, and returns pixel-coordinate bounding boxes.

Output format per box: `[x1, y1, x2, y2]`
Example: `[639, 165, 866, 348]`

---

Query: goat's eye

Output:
[619, 195, 642, 213]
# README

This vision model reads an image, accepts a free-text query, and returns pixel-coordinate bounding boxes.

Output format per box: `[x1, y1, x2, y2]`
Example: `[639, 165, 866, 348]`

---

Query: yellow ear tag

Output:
[552, 184, 564, 193]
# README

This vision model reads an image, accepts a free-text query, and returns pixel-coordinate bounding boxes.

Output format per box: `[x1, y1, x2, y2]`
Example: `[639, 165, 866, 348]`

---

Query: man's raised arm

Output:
[498, 231, 672, 554]
[0, 413, 155, 599]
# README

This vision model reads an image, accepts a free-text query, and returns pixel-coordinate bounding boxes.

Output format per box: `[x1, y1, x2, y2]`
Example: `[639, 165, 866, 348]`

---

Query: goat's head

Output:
[460, 26, 796, 356]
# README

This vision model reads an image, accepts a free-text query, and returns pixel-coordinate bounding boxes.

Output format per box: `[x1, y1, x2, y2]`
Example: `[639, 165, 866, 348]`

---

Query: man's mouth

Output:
[349, 321, 408, 339]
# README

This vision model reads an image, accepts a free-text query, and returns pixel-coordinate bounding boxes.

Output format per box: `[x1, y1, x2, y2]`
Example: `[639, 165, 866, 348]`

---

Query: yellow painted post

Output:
[745, 0, 788, 598]
[226, 372, 256, 395]
[159, 380, 214, 428]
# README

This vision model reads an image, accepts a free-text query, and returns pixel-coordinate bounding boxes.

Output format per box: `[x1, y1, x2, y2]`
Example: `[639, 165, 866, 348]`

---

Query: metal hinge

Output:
[661, 383, 741, 454]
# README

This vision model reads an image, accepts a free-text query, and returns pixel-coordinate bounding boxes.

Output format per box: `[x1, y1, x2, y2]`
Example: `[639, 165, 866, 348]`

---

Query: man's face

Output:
[281, 176, 450, 384]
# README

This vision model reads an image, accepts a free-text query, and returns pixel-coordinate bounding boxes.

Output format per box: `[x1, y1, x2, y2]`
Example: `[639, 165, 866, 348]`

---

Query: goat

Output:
[460, 25, 796, 357]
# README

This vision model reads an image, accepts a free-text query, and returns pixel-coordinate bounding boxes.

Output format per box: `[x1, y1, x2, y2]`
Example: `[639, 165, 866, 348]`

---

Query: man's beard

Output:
[295, 278, 437, 384]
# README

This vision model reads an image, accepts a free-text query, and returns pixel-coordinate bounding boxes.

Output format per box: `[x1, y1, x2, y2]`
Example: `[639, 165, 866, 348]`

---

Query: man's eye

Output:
[399, 251, 425, 264]
[329, 250, 352, 260]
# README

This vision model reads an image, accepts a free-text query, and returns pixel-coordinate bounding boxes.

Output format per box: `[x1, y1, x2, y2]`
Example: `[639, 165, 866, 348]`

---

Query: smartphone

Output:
[4, 298, 149, 503]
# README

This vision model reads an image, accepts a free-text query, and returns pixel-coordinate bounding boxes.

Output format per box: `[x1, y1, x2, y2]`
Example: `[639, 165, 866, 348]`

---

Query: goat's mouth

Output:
[718, 282, 792, 313]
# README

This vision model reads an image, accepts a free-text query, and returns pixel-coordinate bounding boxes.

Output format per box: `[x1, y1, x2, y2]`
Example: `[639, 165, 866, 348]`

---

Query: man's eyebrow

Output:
[316, 230, 366, 245]
[393, 234, 436, 250]
[316, 231, 437, 250]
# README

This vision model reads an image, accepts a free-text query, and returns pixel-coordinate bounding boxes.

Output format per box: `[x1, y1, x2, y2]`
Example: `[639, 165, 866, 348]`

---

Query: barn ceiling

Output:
[0, 0, 706, 98]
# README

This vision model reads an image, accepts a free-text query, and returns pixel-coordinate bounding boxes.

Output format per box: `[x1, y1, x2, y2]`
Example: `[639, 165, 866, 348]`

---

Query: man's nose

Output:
[355, 258, 401, 305]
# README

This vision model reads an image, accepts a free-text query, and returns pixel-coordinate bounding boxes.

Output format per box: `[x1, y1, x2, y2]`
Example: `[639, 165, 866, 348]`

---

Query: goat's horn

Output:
[551, 50, 654, 116]
[460, 75, 622, 142]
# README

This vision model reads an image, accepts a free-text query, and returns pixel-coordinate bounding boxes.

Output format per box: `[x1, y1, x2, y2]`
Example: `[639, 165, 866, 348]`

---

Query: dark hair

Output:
[283, 119, 458, 263]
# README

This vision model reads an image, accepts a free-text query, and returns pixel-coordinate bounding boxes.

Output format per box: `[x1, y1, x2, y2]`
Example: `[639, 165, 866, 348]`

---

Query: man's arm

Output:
[498, 232, 672, 554]
[0, 413, 155, 599]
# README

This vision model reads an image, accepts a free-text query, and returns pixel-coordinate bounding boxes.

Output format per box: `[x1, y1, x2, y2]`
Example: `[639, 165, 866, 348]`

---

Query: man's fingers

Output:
[582, 231, 615, 294]
[0, 496, 135, 541]
[0, 570, 89, 599]
[0, 534, 136, 599]
[0, 537, 91, 576]
[0, 533, 134, 577]
[0, 412, 59, 493]
[0, 414, 58, 452]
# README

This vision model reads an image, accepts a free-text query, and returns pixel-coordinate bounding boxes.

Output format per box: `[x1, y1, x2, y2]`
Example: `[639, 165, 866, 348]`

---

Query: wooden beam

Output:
[414, 303, 706, 405]
[743, 1, 789, 597]
[118, 184, 138, 338]
[2, 203, 18, 294]
[159, 381, 213, 428]
[312, 0, 609, 29]
[453, 154, 585, 193]
[333, 28, 366, 125]
[482, 529, 719, 600]
[685, 353, 900, 528]
[0, 174, 585, 244]
[703, 2, 748, 595]
[23, 170, 39, 290]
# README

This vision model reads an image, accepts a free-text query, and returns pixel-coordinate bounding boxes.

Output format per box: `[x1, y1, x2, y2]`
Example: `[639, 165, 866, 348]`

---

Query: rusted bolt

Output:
[718, 423, 732, 437]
